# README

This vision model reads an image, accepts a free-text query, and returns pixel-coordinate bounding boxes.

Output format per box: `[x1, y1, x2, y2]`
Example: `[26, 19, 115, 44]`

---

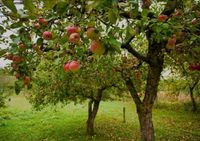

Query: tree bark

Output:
[86, 90, 103, 136]
[137, 106, 154, 141]
[189, 87, 197, 112]
[138, 64, 163, 141]
[125, 41, 164, 141]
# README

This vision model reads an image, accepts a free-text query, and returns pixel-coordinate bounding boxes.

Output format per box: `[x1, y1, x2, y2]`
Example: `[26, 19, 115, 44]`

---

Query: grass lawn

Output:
[0, 95, 200, 141]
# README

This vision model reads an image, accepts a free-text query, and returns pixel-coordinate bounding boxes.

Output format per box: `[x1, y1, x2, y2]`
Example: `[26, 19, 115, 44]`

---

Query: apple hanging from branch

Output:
[89, 40, 105, 55]
[38, 18, 48, 26]
[86, 27, 99, 40]
[158, 14, 168, 22]
[69, 33, 81, 45]
[42, 31, 52, 40]
[66, 26, 81, 35]
[64, 61, 81, 72]
[166, 35, 176, 49]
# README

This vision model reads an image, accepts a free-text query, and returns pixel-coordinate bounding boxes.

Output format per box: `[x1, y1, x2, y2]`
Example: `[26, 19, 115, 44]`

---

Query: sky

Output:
[0, 2, 23, 68]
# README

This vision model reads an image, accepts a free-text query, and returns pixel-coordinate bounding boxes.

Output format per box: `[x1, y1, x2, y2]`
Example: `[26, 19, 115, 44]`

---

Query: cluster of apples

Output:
[5, 53, 31, 85]
[66, 26, 81, 45]
[34, 19, 106, 72]
[64, 26, 81, 72]
[33, 18, 53, 40]
[62, 26, 106, 72]
[33, 17, 48, 30]
[5, 54, 23, 69]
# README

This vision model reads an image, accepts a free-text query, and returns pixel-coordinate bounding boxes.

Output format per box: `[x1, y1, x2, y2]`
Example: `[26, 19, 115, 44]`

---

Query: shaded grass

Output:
[0, 95, 200, 141]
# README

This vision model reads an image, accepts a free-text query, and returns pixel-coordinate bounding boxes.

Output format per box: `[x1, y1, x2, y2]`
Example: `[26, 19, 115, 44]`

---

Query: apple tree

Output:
[0, 0, 200, 140]
[166, 51, 200, 112]
[29, 54, 127, 136]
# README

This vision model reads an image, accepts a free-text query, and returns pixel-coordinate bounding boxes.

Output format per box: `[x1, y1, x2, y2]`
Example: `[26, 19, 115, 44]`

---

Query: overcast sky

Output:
[0, 2, 23, 68]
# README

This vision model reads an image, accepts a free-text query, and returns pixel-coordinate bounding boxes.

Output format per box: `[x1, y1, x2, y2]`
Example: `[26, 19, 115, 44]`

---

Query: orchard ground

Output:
[0, 94, 200, 141]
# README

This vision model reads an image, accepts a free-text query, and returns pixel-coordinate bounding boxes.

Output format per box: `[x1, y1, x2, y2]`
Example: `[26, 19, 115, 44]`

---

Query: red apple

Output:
[66, 26, 80, 35]
[158, 14, 168, 22]
[166, 35, 176, 49]
[42, 31, 52, 40]
[86, 27, 99, 39]
[38, 18, 48, 26]
[90, 40, 100, 52]
[69, 61, 80, 72]
[89, 40, 105, 55]
[63, 62, 70, 72]
[69, 33, 81, 45]
[24, 76, 31, 85]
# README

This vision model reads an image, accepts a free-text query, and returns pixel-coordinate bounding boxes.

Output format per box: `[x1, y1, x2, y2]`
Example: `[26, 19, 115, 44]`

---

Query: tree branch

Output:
[121, 36, 150, 63]
[126, 78, 142, 105]
[191, 79, 200, 90]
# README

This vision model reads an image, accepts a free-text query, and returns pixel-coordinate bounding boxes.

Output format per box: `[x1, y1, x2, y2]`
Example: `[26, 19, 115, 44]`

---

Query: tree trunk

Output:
[137, 107, 154, 141]
[86, 90, 103, 136]
[189, 87, 197, 112]
[125, 42, 164, 141]
[189, 80, 199, 112]
[87, 100, 95, 136]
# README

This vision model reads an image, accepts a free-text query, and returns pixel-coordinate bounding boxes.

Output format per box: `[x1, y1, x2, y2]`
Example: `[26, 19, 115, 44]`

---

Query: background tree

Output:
[29, 54, 127, 136]
[165, 55, 200, 112]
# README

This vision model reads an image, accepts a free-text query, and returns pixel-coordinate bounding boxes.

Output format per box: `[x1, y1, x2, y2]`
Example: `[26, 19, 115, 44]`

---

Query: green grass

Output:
[0, 95, 200, 141]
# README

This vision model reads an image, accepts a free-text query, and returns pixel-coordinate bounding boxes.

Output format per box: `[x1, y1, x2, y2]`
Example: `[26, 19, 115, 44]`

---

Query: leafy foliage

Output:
[29, 54, 128, 109]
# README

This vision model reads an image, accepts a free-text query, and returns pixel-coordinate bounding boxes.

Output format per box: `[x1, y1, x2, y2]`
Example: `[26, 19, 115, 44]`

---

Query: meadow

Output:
[0, 94, 200, 141]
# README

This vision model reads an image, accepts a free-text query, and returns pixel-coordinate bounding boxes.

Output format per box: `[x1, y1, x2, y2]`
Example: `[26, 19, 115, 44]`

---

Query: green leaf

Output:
[108, 38, 121, 53]
[10, 22, 22, 29]
[37, 38, 43, 45]
[0, 26, 6, 34]
[2, 0, 17, 13]
[23, 0, 36, 17]
[0, 49, 7, 57]
[43, 0, 59, 10]
[55, 1, 68, 14]
[107, 9, 118, 24]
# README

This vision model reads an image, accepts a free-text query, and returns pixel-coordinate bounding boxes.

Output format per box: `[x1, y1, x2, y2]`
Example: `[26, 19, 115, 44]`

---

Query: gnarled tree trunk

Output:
[86, 90, 103, 136]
